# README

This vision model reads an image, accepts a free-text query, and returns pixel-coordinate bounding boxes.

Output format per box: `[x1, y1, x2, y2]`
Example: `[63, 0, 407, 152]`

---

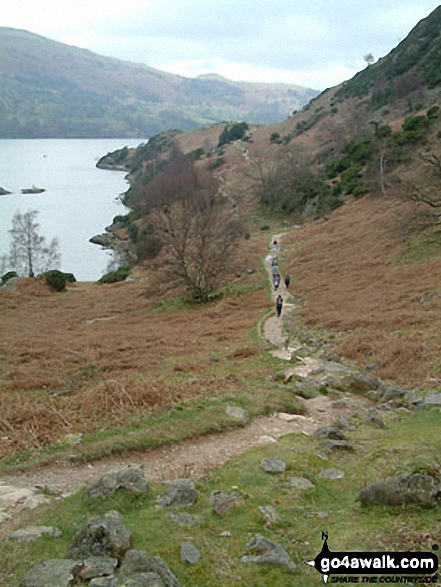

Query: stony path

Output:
[0, 233, 372, 530]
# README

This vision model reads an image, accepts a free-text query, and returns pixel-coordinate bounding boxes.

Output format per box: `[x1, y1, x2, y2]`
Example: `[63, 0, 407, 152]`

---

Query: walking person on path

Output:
[276, 294, 283, 317]
[284, 274, 290, 289]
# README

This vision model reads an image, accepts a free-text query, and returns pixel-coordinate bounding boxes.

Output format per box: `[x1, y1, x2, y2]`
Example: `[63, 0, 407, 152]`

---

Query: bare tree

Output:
[400, 151, 441, 214]
[9, 210, 60, 277]
[152, 166, 241, 301]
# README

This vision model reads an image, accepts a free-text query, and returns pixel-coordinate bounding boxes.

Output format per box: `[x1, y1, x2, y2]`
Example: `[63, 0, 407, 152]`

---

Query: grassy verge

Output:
[2, 409, 441, 586]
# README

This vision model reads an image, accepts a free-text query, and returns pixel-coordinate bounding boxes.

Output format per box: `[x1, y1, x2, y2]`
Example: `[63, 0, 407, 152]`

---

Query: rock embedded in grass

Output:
[210, 490, 243, 515]
[313, 426, 347, 440]
[289, 476, 315, 489]
[180, 542, 201, 564]
[68, 510, 133, 561]
[85, 465, 149, 499]
[260, 457, 286, 473]
[359, 473, 441, 507]
[318, 467, 345, 480]
[241, 535, 296, 572]
[225, 405, 249, 424]
[160, 479, 198, 508]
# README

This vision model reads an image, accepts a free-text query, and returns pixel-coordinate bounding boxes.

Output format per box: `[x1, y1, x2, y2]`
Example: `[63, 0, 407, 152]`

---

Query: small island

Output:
[0, 187, 12, 195]
[21, 187, 45, 194]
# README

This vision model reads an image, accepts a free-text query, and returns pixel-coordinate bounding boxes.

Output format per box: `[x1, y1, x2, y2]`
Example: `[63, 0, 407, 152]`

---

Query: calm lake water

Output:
[0, 138, 146, 281]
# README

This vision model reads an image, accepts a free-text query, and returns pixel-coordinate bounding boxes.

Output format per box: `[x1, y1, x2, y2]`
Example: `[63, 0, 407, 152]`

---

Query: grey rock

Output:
[225, 406, 249, 425]
[359, 473, 441, 507]
[89, 577, 118, 587]
[420, 391, 441, 409]
[313, 426, 346, 440]
[293, 378, 325, 399]
[336, 416, 355, 431]
[318, 468, 345, 480]
[22, 494, 52, 510]
[350, 373, 380, 392]
[122, 573, 166, 587]
[21, 559, 81, 587]
[289, 476, 315, 490]
[67, 510, 133, 561]
[180, 542, 201, 564]
[8, 526, 61, 542]
[366, 409, 385, 428]
[85, 465, 149, 499]
[404, 391, 423, 407]
[380, 385, 406, 403]
[210, 490, 242, 515]
[242, 535, 295, 572]
[119, 550, 181, 587]
[160, 479, 198, 508]
[166, 512, 202, 527]
[259, 505, 279, 523]
[317, 511, 330, 519]
[319, 440, 353, 451]
[79, 556, 118, 580]
[261, 457, 286, 474]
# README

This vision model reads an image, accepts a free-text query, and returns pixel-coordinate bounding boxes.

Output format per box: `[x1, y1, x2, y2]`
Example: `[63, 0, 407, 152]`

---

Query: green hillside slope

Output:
[0, 28, 318, 138]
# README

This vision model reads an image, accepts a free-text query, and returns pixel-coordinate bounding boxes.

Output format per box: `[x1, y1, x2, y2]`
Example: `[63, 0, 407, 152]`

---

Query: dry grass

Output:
[0, 233, 270, 460]
[283, 196, 441, 387]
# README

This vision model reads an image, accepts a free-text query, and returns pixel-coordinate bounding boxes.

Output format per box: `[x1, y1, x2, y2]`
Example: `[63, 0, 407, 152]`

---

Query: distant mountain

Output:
[0, 28, 318, 138]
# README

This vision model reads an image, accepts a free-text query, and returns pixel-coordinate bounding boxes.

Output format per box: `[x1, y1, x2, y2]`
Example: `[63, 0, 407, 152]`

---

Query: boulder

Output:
[225, 406, 249, 425]
[160, 479, 198, 508]
[121, 573, 165, 586]
[289, 477, 315, 490]
[21, 559, 81, 587]
[241, 535, 296, 572]
[119, 550, 182, 587]
[89, 577, 118, 587]
[180, 542, 201, 564]
[8, 526, 61, 542]
[85, 465, 149, 499]
[78, 556, 118, 581]
[380, 385, 406, 403]
[260, 457, 286, 474]
[313, 426, 346, 440]
[419, 391, 441, 409]
[319, 440, 353, 451]
[67, 510, 133, 561]
[359, 473, 441, 507]
[210, 490, 242, 515]
[318, 468, 345, 480]
[259, 505, 279, 523]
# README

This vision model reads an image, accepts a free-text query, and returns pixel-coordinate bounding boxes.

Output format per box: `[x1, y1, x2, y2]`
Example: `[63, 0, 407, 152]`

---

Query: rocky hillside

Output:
[0, 27, 317, 138]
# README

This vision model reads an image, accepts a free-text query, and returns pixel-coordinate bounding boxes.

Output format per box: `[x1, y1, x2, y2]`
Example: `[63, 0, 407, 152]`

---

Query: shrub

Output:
[98, 267, 130, 284]
[127, 222, 140, 243]
[270, 132, 280, 142]
[44, 270, 68, 291]
[218, 122, 249, 146]
[1, 271, 18, 284]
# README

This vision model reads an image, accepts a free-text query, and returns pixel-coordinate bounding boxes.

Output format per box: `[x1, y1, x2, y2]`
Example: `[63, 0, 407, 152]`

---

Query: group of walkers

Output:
[270, 240, 290, 318]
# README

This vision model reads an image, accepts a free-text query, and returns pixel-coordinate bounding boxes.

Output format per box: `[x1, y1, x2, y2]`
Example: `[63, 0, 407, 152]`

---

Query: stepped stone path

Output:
[0, 233, 371, 534]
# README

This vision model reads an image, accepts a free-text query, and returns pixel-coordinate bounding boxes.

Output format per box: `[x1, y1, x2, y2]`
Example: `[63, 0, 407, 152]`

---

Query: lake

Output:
[0, 138, 146, 281]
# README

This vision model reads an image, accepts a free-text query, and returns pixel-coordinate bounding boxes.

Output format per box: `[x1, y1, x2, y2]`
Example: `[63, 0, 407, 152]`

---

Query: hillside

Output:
[0, 27, 317, 138]
[3, 8, 441, 586]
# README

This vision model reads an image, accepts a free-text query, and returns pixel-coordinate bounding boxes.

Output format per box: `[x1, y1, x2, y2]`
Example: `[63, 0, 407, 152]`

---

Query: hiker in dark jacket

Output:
[284, 274, 291, 289]
[276, 294, 283, 317]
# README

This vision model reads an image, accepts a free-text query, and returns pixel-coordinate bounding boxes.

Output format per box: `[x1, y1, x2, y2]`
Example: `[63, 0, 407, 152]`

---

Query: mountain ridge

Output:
[0, 27, 318, 138]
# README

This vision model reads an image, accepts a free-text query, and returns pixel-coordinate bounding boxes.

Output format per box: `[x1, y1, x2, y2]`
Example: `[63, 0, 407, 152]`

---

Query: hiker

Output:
[273, 274, 280, 290]
[285, 274, 291, 289]
[276, 294, 283, 317]
[271, 264, 279, 276]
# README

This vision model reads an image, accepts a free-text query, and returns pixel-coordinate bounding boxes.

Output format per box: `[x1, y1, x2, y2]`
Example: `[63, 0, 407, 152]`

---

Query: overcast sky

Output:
[2, 1, 440, 90]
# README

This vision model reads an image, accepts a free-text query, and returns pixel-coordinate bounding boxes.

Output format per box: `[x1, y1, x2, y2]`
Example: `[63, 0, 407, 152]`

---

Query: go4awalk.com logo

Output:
[306, 532, 438, 584]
